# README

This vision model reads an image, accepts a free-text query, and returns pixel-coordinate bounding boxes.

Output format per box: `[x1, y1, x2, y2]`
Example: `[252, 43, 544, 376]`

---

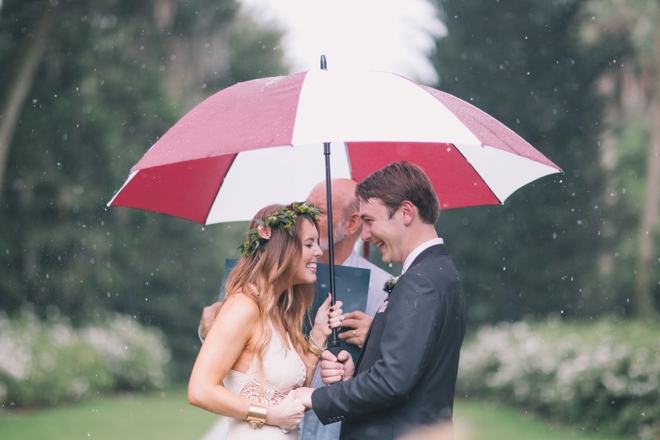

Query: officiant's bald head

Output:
[306, 178, 361, 265]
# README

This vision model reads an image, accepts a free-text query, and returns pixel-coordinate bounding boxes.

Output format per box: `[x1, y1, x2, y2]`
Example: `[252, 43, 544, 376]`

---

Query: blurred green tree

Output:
[577, 0, 660, 319]
[0, 0, 287, 379]
[429, 0, 630, 323]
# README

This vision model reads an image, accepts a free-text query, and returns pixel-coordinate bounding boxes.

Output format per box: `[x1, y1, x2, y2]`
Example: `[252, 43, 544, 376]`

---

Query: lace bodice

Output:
[222, 323, 306, 439]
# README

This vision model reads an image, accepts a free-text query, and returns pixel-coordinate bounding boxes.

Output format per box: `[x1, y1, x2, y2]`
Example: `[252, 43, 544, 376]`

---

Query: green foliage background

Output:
[429, 0, 656, 323]
[0, 0, 287, 380]
[1, 0, 659, 386]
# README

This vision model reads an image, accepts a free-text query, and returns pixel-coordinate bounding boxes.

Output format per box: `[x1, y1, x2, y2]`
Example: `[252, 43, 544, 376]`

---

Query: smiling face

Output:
[306, 180, 355, 252]
[291, 219, 323, 285]
[359, 197, 405, 264]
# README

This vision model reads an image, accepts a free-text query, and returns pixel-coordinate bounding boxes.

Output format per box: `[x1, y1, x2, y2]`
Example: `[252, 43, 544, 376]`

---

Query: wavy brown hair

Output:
[223, 204, 319, 387]
[356, 161, 440, 224]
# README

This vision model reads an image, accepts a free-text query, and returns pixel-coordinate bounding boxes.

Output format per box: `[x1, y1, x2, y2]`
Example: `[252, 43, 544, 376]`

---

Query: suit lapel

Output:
[355, 244, 448, 372]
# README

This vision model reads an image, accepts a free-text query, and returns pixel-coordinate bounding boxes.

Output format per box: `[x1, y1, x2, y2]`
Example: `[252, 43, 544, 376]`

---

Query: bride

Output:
[188, 202, 344, 438]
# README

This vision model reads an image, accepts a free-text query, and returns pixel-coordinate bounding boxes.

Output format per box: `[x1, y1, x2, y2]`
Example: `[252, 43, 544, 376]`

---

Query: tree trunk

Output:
[0, 5, 56, 199]
[634, 83, 660, 319]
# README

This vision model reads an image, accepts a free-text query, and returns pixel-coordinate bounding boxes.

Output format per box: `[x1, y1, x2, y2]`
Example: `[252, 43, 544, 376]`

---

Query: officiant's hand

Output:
[199, 301, 222, 339]
[338, 310, 372, 348]
[320, 349, 355, 385]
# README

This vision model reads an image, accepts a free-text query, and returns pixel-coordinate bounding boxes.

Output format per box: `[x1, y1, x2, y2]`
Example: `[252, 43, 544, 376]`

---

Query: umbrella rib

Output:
[203, 153, 240, 226]
[450, 143, 503, 205]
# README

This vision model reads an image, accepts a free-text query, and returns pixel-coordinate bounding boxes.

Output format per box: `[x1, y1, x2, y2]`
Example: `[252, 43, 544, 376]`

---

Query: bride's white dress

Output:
[223, 324, 307, 439]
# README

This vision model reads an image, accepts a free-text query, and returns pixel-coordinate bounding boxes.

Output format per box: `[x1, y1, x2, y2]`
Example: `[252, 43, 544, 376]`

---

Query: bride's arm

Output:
[188, 295, 303, 429]
[188, 294, 258, 418]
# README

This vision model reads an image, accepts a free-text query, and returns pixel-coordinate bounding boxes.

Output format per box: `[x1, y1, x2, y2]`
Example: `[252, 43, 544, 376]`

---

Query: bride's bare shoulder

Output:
[220, 291, 259, 320]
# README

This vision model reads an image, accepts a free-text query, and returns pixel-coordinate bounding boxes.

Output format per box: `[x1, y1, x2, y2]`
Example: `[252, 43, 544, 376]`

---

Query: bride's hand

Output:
[265, 390, 305, 430]
[313, 293, 344, 338]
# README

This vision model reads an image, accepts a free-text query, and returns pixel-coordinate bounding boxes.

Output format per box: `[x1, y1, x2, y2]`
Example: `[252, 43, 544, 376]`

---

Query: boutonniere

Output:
[384, 275, 400, 294]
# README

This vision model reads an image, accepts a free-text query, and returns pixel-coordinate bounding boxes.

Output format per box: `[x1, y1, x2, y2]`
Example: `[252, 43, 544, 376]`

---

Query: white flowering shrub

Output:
[81, 313, 171, 390]
[0, 309, 170, 407]
[457, 317, 660, 438]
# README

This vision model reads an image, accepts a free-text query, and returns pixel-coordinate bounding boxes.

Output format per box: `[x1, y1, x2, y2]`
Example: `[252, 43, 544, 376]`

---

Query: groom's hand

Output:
[294, 387, 314, 410]
[320, 349, 355, 385]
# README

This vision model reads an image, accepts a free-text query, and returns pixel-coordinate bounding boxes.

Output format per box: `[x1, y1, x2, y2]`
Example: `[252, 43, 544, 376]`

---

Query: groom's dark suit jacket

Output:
[311, 244, 466, 440]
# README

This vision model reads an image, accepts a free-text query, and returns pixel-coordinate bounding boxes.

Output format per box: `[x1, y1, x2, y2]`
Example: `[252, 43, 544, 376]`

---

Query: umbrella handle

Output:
[326, 344, 343, 358]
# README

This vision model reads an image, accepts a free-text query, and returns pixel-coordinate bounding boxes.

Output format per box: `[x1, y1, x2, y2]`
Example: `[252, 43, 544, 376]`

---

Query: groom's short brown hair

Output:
[356, 161, 440, 225]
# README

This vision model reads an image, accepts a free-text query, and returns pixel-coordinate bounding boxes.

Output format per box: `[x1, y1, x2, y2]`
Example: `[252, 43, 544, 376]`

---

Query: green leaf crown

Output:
[238, 202, 321, 258]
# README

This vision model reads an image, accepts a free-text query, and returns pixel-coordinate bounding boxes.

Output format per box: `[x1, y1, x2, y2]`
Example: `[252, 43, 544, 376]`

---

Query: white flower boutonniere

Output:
[384, 275, 400, 295]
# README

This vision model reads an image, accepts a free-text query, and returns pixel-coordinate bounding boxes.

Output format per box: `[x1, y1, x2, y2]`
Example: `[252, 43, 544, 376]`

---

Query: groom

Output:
[296, 162, 467, 439]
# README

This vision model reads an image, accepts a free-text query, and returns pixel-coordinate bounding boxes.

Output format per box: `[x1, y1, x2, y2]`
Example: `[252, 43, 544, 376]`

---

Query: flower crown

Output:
[238, 202, 321, 258]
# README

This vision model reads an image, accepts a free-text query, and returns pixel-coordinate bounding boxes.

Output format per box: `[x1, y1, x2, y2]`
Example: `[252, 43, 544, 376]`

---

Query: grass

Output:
[454, 398, 637, 440]
[0, 390, 638, 440]
[0, 388, 218, 440]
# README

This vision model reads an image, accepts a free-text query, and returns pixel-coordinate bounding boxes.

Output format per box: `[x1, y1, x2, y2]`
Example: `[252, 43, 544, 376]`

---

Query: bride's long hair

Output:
[223, 204, 318, 387]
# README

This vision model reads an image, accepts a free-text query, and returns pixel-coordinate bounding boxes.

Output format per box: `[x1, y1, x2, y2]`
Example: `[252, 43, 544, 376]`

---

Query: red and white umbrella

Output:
[108, 68, 561, 224]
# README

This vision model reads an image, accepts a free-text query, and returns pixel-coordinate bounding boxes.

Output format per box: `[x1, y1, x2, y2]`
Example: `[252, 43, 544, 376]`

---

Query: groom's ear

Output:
[399, 200, 415, 226]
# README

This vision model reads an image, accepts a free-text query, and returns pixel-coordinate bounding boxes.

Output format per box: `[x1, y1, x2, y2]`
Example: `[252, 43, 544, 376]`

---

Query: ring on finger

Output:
[340, 314, 344, 322]
[352, 330, 356, 336]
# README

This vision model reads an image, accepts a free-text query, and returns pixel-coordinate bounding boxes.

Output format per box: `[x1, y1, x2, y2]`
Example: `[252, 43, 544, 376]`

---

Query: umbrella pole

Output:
[324, 141, 342, 353]
[319, 54, 342, 354]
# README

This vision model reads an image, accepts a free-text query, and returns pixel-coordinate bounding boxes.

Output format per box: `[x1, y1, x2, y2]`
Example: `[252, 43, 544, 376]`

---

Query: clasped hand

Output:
[268, 390, 305, 430]
[292, 350, 354, 411]
[320, 349, 354, 385]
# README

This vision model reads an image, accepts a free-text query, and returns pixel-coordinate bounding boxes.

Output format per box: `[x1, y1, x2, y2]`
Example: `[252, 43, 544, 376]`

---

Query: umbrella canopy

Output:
[108, 69, 561, 224]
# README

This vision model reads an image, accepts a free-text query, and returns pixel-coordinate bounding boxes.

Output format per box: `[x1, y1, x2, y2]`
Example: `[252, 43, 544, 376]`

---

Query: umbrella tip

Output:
[320, 55, 327, 70]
